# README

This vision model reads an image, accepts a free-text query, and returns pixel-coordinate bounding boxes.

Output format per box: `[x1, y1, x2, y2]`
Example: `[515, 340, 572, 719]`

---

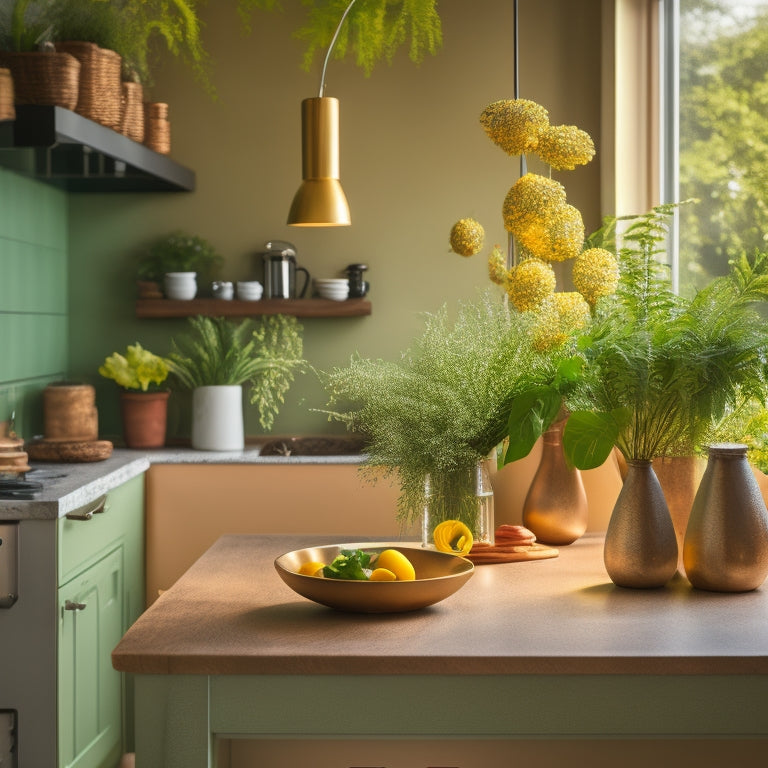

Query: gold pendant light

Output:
[287, 0, 358, 227]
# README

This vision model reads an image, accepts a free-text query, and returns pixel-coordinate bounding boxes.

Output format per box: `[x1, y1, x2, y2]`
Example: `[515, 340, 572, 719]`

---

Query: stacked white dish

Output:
[164, 272, 197, 300]
[237, 281, 263, 301]
[314, 278, 349, 301]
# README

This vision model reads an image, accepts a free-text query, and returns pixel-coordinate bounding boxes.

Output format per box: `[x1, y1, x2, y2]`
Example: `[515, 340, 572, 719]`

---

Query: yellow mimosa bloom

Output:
[506, 258, 557, 312]
[572, 247, 619, 305]
[488, 245, 510, 287]
[536, 124, 596, 170]
[502, 173, 567, 235]
[449, 217, 485, 257]
[480, 99, 549, 156]
[532, 291, 591, 349]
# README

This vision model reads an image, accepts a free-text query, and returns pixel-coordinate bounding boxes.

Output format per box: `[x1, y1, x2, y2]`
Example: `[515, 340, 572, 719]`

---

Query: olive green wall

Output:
[66, 0, 604, 441]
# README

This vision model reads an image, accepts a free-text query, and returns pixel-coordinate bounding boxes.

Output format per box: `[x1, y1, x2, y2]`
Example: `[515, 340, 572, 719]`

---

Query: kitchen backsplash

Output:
[0, 167, 68, 439]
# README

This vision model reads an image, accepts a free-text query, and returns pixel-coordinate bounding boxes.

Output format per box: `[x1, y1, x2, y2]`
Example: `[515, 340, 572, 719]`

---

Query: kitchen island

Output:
[112, 533, 768, 767]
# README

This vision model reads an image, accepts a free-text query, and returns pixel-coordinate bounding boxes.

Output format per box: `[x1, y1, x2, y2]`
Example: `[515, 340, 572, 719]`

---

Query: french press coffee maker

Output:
[261, 241, 310, 299]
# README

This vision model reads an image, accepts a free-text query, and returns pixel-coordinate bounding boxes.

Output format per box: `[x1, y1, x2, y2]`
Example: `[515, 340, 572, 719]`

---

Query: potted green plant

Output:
[558, 206, 768, 587]
[166, 315, 306, 450]
[322, 293, 557, 545]
[99, 342, 171, 448]
[137, 231, 223, 299]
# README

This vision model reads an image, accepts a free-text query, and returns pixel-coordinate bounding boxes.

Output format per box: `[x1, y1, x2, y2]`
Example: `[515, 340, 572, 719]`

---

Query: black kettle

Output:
[261, 241, 310, 299]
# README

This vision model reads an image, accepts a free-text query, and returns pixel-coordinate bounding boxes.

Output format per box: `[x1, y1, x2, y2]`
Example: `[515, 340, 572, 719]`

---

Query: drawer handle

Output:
[64, 600, 87, 611]
[65, 496, 107, 521]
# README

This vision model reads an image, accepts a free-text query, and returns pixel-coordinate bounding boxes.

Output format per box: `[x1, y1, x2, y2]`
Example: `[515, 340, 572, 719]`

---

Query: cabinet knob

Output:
[64, 600, 87, 611]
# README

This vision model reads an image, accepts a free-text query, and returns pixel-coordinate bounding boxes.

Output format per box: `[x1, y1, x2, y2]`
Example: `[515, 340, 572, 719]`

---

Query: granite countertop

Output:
[0, 450, 149, 520]
[0, 439, 367, 520]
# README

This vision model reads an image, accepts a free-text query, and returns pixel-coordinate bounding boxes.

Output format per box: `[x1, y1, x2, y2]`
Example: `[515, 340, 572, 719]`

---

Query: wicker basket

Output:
[0, 67, 14, 120]
[0, 51, 80, 110]
[143, 101, 170, 154]
[120, 81, 144, 142]
[55, 41, 122, 129]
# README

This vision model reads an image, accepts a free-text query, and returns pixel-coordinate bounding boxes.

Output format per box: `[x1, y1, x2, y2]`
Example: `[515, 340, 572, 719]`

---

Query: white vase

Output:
[191, 385, 244, 451]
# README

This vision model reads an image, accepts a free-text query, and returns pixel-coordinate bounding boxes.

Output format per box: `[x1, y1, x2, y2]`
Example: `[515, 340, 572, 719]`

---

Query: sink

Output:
[258, 436, 366, 457]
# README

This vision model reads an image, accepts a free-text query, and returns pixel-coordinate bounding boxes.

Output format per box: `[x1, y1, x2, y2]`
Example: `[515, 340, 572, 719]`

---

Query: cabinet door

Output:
[58, 546, 123, 768]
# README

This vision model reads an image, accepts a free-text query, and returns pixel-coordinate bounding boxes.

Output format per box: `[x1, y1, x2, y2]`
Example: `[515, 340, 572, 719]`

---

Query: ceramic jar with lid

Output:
[684, 443, 768, 592]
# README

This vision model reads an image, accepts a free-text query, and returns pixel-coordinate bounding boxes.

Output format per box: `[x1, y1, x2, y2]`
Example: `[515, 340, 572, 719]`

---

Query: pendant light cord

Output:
[318, 0, 360, 97]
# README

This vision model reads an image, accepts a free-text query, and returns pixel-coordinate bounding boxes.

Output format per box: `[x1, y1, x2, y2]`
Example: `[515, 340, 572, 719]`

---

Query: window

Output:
[662, 0, 768, 294]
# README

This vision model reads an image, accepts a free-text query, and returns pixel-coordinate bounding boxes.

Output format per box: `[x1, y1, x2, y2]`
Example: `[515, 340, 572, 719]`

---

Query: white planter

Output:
[164, 271, 197, 300]
[191, 385, 244, 451]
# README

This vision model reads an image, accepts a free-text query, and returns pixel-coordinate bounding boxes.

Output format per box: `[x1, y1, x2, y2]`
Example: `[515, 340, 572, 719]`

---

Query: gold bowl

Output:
[274, 542, 474, 613]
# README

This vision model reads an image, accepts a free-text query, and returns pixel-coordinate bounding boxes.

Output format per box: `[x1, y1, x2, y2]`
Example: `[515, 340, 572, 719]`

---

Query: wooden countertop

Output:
[112, 533, 768, 677]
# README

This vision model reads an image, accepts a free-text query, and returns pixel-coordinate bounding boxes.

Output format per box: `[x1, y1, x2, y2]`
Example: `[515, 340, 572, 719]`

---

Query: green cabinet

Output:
[55, 475, 145, 768]
[57, 547, 123, 768]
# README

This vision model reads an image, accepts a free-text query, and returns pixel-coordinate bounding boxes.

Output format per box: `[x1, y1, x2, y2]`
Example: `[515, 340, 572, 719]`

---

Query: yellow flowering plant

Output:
[99, 343, 170, 392]
[449, 97, 619, 463]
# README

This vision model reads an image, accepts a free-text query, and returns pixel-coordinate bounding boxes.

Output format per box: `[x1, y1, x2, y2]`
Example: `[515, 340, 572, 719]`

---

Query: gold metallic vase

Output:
[604, 459, 678, 589]
[683, 443, 768, 592]
[523, 419, 588, 545]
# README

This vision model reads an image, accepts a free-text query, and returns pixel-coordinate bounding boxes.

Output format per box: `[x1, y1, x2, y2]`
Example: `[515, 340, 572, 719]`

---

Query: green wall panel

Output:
[0, 167, 68, 437]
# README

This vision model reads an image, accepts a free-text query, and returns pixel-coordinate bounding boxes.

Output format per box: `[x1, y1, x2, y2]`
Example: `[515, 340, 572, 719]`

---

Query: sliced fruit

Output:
[298, 561, 326, 576]
[433, 520, 474, 555]
[375, 549, 416, 581]
[369, 567, 397, 581]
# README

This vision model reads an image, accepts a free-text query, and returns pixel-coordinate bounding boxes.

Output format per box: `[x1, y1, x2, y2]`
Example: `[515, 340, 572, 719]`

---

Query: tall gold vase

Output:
[684, 443, 768, 592]
[604, 459, 678, 588]
[522, 418, 588, 545]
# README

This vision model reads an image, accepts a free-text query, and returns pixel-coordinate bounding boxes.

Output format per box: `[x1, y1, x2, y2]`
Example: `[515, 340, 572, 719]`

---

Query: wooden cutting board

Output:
[26, 439, 113, 463]
[466, 542, 559, 565]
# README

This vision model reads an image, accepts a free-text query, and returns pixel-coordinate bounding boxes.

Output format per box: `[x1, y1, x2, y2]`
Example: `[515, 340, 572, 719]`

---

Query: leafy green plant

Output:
[562, 204, 768, 469]
[99, 342, 170, 391]
[322, 292, 556, 529]
[166, 315, 306, 430]
[137, 231, 223, 285]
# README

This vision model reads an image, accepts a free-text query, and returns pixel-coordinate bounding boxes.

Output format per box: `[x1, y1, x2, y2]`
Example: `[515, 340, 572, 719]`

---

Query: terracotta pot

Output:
[120, 390, 169, 449]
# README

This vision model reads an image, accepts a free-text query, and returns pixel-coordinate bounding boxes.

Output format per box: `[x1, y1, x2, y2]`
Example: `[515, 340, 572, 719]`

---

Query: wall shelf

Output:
[0, 105, 195, 192]
[135, 298, 372, 319]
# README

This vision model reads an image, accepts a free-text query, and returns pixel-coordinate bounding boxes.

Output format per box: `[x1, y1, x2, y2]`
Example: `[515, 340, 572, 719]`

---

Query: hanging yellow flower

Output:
[502, 173, 567, 235]
[449, 217, 485, 256]
[535, 125, 595, 170]
[572, 247, 619, 306]
[531, 291, 591, 350]
[506, 258, 556, 312]
[488, 245, 509, 287]
[533, 203, 585, 262]
[480, 99, 549, 156]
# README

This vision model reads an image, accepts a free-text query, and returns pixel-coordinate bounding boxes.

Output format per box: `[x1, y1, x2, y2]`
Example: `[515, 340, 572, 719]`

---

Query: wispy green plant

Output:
[167, 315, 306, 430]
[239, 0, 442, 75]
[322, 292, 554, 527]
[563, 203, 768, 468]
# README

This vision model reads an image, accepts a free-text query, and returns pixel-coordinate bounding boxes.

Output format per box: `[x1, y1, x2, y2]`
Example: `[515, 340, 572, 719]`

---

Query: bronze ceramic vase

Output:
[604, 459, 678, 588]
[683, 443, 768, 592]
[523, 418, 588, 545]
[120, 390, 170, 449]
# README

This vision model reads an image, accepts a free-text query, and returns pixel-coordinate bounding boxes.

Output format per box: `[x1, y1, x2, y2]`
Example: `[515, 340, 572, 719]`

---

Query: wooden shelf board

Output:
[135, 298, 372, 319]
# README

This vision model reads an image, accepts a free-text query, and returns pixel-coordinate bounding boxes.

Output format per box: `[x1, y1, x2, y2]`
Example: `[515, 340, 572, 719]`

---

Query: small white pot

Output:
[191, 385, 244, 451]
[164, 271, 197, 300]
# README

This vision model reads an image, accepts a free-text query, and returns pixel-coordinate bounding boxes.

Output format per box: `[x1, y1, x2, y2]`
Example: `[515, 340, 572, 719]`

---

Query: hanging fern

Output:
[239, 0, 443, 76]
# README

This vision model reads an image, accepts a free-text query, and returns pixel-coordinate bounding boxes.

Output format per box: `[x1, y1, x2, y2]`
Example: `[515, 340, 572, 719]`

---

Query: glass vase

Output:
[683, 443, 768, 592]
[422, 459, 494, 548]
[603, 459, 678, 588]
[522, 418, 588, 545]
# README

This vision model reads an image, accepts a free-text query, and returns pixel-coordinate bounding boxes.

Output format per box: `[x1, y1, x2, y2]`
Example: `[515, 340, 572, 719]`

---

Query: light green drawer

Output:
[57, 476, 145, 587]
